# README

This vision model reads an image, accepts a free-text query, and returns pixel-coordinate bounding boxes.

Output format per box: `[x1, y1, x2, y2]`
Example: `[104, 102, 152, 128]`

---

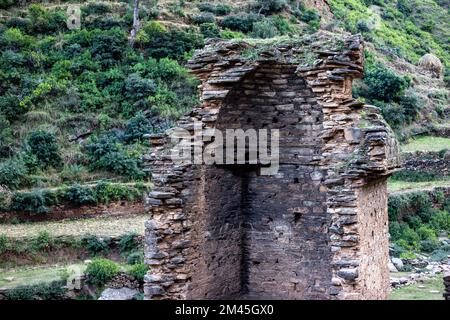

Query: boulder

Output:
[388, 261, 398, 273]
[98, 287, 140, 300]
[391, 257, 403, 271]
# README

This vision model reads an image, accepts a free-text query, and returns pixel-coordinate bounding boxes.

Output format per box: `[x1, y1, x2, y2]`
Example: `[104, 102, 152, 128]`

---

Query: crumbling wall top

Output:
[186, 31, 364, 85]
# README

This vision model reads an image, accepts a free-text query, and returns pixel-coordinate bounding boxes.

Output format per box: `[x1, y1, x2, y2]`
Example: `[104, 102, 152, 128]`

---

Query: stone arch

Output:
[143, 33, 401, 300]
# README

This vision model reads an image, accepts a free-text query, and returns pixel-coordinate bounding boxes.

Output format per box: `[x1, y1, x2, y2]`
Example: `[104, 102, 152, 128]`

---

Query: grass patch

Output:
[389, 275, 444, 300]
[401, 136, 450, 153]
[0, 264, 86, 289]
[388, 179, 450, 193]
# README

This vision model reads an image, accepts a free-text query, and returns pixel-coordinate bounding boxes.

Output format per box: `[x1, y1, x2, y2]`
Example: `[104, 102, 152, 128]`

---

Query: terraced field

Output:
[0, 214, 148, 239]
[400, 136, 450, 153]
[388, 179, 450, 193]
[0, 264, 86, 289]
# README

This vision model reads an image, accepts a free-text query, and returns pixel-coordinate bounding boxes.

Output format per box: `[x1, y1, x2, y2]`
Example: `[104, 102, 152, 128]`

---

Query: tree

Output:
[364, 65, 409, 102]
[129, 0, 140, 46]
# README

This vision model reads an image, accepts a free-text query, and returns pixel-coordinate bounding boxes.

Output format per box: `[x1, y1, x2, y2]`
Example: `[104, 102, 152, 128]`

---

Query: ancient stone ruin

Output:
[143, 31, 401, 300]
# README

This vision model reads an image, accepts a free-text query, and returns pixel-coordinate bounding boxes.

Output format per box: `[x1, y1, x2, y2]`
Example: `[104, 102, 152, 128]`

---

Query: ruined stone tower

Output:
[143, 32, 400, 300]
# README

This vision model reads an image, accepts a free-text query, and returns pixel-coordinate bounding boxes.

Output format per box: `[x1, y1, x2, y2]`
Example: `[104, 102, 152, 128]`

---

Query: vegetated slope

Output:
[329, 0, 449, 140]
[0, 1, 201, 196]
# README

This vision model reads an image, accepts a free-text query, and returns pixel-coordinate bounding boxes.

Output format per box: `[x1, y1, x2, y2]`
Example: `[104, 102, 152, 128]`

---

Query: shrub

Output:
[125, 73, 156, 99]
[191, 12, 215, 25]
[96, 150, 144, 180]
[364, 65, 409, 102]
[0, 0, 14, 9]
[83, 2, 112, 15]
[420, 240, 440, 253]
[5, 17, 32, 31]
[0, 94, 23, 121]
[119, 232, 139, 254]
[0, 234, 7, 254]
[390, 242, 407, 258]
[416, 225, 437, 241]
[400, 226, 420, 250]
[59, 164, 88, 182]
[200, 23, 220, 38]
[138, 25, 203, 61]
[0, 28, 35, 50]
[251, 18, 279, 39]
[27, 4, 66, 34]
[127, 251, 144, 265]
[82, 235, 110, 255]
[94, 181, 142, 203]
[299, 8, 321, 31]
[127, 263, 148, 281]
[25, 131, 61, 169]
[254, 0, 287, 14]
[444, 68, 450, 88]
[376, 102, 404, 128]
[85, 130, 123, 163]
[399, 92, 422, 124]
[388, 194, 409, 221]
[430, 246, 450, 262]
[197, 3, 231, 16]
[388, 191, 434, 224]
[85, 133, 144, 180]
[167, 1, 185, 17]
[389, 221, 403, 241]
[397, 0, 412, 16]
[391, 171, 439, 183]
[220, 29, 244, 40]
[65, 184, 97, 205]
[270, 15, 293, 35]
[32, 231, 53, 251]
[139, 21, 166, 39]
[85, 15, 125, 31]
[0, 158, 28, 189]
[399, 251, 417, 260]
[10, 190, 49, 214]
[149, 84, 196, 120]
[357, 20, 370, 33]
[91, 28, 127, 67]
[405, 216, 422, 230]
[85, 259, 119, 286]
[410, 192, 434, 223]
[430, 210, 450, 233]
[220, 13, 262, 33]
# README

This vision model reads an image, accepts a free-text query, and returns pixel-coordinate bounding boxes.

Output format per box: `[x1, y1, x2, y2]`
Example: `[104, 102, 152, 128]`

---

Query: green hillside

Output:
[0, 0, 448, 195]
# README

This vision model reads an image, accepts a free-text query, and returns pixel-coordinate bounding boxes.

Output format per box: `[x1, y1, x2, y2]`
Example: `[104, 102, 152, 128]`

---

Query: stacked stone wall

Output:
[143, 33, 401, 300]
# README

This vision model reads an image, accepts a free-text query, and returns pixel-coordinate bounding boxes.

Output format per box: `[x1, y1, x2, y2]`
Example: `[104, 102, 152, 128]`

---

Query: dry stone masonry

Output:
[143, 31, 400, 300]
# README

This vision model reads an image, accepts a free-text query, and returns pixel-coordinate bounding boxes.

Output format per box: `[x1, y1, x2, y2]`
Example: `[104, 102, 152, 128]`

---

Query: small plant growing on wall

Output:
[85, 258, 119, 286]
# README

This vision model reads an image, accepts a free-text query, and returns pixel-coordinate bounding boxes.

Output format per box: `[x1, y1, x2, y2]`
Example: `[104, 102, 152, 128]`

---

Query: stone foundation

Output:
[143, 32, 400, 300]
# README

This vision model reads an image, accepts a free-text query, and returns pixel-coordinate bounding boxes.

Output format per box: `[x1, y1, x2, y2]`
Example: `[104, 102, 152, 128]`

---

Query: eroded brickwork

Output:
[143, 32, 400, 300]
